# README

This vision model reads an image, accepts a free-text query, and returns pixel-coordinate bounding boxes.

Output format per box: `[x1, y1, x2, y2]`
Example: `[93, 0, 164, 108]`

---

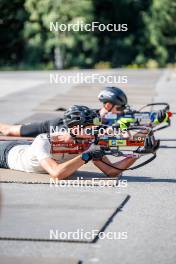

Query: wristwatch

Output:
[81, 152, 91, 163]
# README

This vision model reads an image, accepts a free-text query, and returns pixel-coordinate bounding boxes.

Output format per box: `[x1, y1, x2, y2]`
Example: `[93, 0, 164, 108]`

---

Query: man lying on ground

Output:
[0, 106, 159, 180]
[0, 87, 167, 137]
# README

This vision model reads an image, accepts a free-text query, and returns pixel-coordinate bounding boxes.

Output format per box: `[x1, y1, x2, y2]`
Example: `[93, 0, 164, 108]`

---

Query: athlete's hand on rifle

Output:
[52, 133, 73, 143]
[82, 143, 105, 161]
[136, 135, 160, 154]
[116, 118, 134, 129]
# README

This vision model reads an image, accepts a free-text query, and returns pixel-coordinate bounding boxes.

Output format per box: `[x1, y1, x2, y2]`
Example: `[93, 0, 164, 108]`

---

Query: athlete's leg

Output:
[0, 117, 63, 137]
[0, 140, 30, 168]
[20, 117, 63, 137]
[0, 123, 21, 136]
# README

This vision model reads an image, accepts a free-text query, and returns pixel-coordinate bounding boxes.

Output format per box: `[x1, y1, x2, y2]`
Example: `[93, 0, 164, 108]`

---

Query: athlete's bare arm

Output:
[93, 156, 138, 177]
[40, 155, 85, 179]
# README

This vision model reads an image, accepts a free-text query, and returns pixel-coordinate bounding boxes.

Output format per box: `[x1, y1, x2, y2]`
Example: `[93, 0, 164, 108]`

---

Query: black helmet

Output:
[98, 87, 127, 108]
[63, 105, 97, 127]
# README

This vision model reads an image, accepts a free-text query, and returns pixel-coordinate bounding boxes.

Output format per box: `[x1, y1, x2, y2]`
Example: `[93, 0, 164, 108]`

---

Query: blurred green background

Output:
[0, 0, 176, 70]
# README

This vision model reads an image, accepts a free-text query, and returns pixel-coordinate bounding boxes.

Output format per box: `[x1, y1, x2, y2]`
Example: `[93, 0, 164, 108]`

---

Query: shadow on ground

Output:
[123, 175, 176, 183]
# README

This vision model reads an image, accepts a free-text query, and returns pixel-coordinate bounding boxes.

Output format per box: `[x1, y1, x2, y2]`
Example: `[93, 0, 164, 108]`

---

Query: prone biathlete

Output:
[0, 86, 167, 137]
[0, 106, 158, 179]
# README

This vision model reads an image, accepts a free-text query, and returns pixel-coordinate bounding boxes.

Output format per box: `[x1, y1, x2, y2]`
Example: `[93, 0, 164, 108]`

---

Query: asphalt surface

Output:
[0, 69, 176, 264]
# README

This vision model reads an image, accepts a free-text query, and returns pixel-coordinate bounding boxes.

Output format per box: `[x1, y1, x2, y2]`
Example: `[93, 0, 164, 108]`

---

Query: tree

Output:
[0, 0, 28, 66]
[0, 0, 176, 68]
[91, 0, 151, 67]
[140, 0, 176, 66]
[24, 0, 97, 68]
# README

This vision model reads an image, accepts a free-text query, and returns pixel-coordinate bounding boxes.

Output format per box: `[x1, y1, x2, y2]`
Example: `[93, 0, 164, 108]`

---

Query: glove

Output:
[156, 110, 167, 123]
[117, 117, 136, 129]
[81, 143, 105, 162]
[136, 136, 160, 154]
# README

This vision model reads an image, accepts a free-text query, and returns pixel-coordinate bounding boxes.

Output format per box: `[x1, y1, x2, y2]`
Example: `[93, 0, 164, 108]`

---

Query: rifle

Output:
[93, 102, 172, 132]
[51, 126, 159, 171]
